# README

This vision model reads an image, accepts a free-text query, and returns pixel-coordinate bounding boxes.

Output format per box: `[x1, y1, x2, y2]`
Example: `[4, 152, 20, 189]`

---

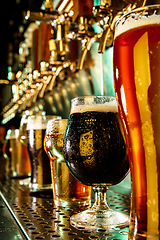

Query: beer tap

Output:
[1, 67, 20, 124]
[17, 20, 43, 113]
[25, 0, 58, 23]
[76, 16, 99, 70]
[31, 69, 44, 105]
[95, 0, 147, 54]
[76, 0, 147, 70]
[27, 70, 40, 108]
[4, 67, 18, 112]
[46, 13, 76, 92]
[24, 2, 61, 103]
[16, 39, 31, 112]
[38, 61, 53, 98]
[17, 46, 33, 112]
[18, 65, 35, 113]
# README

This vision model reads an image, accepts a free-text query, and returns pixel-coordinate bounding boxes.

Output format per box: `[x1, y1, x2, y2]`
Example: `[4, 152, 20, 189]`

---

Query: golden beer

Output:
[5, 129, 31, 178]
[44, 119, 91, 207]
[113, 5, 160, 239]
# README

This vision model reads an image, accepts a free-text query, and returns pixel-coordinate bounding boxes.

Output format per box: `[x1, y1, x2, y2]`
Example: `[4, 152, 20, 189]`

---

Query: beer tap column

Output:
[75, 0, 147, 70]
[47, 14, 76, 92]
[76, 16, 99, 70]
[96, 0, 147, 54]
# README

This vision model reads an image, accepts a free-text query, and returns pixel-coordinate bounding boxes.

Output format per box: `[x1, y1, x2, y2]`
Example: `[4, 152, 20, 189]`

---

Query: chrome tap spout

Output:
[97, 0, 147, 53]
[39, 75, 53, 98]
[98, 11, 123, 54]
[47, 65, 64, 91]
[77, 34, 99, 70]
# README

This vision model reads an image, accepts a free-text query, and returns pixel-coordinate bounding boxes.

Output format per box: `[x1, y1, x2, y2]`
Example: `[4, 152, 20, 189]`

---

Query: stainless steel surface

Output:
[0, 178, 130, 239]
[0, 189, 26, 239]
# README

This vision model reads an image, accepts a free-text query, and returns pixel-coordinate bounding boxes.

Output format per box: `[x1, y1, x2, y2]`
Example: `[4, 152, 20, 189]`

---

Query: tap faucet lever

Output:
[39, 75, 52, 98]
[97, 0, 147, 54]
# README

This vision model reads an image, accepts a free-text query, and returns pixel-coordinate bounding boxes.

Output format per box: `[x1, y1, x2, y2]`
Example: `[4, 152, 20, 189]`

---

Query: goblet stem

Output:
[92, 185, 110, 211]
[70, 185, 130, 231]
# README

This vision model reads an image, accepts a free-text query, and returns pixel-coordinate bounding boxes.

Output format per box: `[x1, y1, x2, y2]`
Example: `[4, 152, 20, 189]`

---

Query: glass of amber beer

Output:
[26, 115, 61, 197]
[4, 129, 31, 178]
[113, 5, 160, 239]
[63, 95, 129, 230]
[44, 118, 91, 207]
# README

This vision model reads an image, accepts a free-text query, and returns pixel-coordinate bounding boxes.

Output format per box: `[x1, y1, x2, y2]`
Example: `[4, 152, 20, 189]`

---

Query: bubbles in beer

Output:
[63, 108, 129, 186]
[115, 9, 160, 38]
[71, 99, 118, 114]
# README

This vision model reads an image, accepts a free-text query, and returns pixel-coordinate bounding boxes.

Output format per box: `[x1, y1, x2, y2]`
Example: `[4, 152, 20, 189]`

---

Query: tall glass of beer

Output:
[113, 5, 160, 239]
[19, 110, 46, 146]
[44, 118, 91, 207]
[63, 95, 129, 230]
[3, 129, 12, 176]
[4, 129, 31, 178]
[26, 115, 61, 197]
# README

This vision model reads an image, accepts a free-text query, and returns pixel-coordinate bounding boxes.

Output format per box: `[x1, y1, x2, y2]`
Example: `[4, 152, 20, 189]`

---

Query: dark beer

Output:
[63, 104, 129, 186]
[27, 129, 52, 187]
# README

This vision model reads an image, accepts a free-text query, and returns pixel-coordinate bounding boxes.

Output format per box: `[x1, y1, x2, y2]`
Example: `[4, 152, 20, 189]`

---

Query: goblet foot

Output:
[70, 208, 129, 231]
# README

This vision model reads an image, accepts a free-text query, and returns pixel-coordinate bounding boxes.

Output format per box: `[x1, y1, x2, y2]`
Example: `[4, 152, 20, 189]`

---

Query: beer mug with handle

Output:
[113, 5, 160, 239]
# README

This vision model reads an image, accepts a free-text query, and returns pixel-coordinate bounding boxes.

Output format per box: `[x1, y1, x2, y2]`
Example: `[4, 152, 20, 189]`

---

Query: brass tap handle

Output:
[39, 75, 52, 98]
[27, 89, 35, 108]
[56, 16, 70, 55]
[98, 0, 146, 54]
[12, 82, 20, 102]
[98, 12, 122, 53]
[77, 35, 99, 70]
[32, 82, 43, 103]
[124, 0, 146, 8]
[47, 74, 57, 92]
[18, 96, 27, 113]
[44, 0, 54, 11]
[47, 65, 63, 91]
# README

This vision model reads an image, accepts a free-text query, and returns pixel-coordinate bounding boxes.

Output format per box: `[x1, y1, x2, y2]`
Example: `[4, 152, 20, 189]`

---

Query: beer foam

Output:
[26, 120, 48, 130]
[46, 119, 68, 134]
[115, 9, 160, 38]
[70, 99, 118, 114]
[26, 116, 58, 130]
[6, 129, 19, 139]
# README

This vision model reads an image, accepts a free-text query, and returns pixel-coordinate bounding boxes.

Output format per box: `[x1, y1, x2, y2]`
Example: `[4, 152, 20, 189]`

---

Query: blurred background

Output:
[0, 0, 158, 130]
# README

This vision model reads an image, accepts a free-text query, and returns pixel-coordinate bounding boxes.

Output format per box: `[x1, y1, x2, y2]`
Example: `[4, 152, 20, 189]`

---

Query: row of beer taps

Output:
[1, 0, 146, 124]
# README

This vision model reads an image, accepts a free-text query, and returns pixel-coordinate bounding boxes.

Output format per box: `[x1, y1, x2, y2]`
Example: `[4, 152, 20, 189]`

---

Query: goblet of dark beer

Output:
[27, 115, 61, 197]
[113, 5, 160, 239]
[63, 95, 129, 230]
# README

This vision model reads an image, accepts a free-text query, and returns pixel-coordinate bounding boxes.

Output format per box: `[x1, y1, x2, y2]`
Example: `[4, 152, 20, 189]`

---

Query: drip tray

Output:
[0, 178, 130, 240]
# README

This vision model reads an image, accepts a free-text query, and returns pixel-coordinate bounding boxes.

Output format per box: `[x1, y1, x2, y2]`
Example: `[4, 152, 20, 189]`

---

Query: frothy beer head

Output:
[27, 116, 48, 130]
[115, 7, 160, 38]
[70, 96, 118, 114]
[46, 119, 68, 135]
[27, 115, 61, 130]
[6, 129, 19, 139]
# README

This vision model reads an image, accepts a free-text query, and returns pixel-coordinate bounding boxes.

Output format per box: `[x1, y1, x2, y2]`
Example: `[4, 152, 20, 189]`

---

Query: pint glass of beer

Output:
[4, 129, 31, 178]
[44, 118, 91, 207]
[27, 115, 61, 197]
[19, 110, 46, 146]
[113, 5, 160, 239]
